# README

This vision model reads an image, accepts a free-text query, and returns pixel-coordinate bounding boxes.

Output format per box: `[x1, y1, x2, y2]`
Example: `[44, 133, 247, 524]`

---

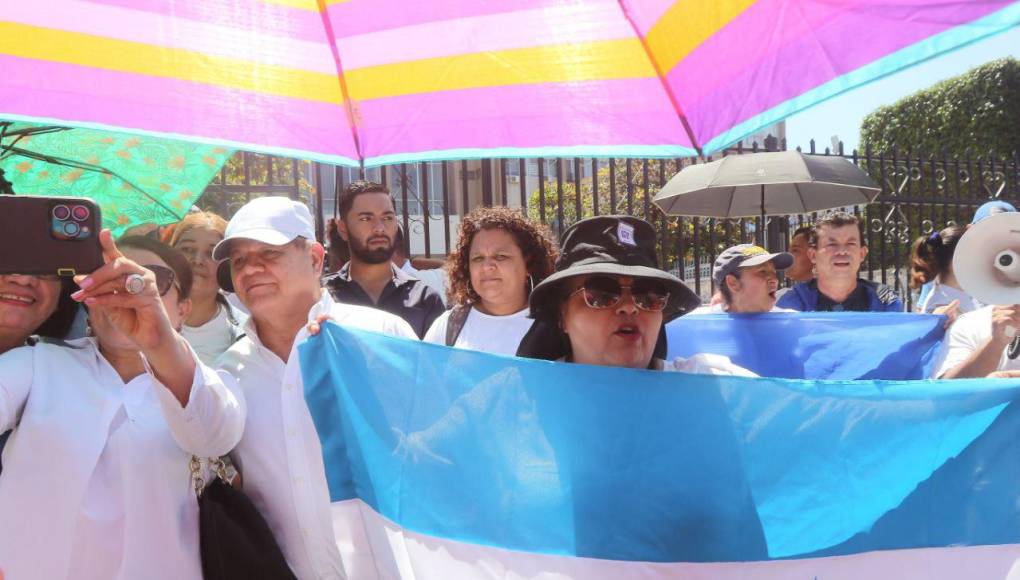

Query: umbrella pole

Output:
[760, 184, 766, 250]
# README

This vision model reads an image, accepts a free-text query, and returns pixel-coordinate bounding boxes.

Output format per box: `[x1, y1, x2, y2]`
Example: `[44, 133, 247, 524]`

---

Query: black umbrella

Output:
[653, 151, 880, 248]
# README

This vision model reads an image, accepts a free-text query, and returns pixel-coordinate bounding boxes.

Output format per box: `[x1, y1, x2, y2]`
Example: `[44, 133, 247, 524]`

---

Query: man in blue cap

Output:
[690, 244, 796, 314]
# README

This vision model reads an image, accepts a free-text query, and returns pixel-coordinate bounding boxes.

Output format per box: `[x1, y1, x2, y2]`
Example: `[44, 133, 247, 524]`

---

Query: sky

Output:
[785, 25, 1020, 153]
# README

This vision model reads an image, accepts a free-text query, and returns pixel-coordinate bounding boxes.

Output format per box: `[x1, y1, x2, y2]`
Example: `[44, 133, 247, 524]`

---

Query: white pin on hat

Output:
[617, 222, 636, 246]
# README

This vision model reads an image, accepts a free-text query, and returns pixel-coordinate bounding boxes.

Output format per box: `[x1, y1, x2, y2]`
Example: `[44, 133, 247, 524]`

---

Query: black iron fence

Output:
[204, 141, 1020, 311]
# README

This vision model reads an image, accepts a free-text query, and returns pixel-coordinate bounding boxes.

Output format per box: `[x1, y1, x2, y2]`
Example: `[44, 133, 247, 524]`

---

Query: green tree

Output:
[857, 58, 1020, 278]
[526, 159, 743, 269]
[860, 57, 1020, 158]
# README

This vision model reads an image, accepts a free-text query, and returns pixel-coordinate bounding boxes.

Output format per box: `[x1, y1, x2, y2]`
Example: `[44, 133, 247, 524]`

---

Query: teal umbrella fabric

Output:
[0, 122, 233, 237]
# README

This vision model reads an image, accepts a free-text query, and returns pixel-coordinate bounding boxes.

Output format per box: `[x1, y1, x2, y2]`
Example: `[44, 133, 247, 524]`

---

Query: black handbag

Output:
[191, 456, 297, 580]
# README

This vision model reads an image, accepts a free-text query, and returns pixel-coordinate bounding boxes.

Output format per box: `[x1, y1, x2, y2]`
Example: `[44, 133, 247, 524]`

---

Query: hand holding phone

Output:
[0, 195, 103, 277]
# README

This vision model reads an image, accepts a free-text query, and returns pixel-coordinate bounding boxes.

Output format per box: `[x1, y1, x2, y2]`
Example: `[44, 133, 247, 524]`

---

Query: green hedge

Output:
[860, 57, 1020, 158]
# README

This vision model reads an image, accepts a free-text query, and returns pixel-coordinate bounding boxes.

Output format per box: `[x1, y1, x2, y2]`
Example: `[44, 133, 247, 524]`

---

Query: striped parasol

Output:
[3, 1, 1019, 167]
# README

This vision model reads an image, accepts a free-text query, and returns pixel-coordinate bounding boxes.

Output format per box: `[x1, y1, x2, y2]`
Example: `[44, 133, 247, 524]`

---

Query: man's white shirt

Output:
[217, 291, 417, 579]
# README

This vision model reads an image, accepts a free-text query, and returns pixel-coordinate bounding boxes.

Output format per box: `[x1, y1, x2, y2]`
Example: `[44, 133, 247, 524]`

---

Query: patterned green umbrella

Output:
[0, 122, 233, 237]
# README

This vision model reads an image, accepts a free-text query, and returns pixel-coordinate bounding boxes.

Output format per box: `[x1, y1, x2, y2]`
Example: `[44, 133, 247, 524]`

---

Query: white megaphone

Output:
[954, 211, 1020, 345]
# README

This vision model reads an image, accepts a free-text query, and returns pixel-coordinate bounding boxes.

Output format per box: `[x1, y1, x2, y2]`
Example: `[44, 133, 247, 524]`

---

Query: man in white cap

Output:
[689, 244, 796, 314]
[213, 196, 416, 579]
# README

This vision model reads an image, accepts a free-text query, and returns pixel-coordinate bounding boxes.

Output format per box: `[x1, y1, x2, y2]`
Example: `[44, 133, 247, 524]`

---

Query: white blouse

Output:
[0, 338, 245, 580]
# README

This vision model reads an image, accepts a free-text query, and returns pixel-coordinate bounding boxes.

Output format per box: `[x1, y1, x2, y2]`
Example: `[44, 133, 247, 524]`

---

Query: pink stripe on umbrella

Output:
[0, 55, 357, 161]
[326, 0, 578, 38]
[82, 0, 326, 42]
[334, 1, 634, 70]
[355, 78, 691, 158]
[618, 0, 680, 35]
[665, 0, 1010, 144]
[11, 0, 337, 74]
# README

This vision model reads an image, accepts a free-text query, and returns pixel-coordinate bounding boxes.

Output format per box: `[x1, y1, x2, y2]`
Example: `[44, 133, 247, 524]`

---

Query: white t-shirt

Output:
[424, 306, 534, 357]
[916, 279, 982, 314]
[688, 304, 796, 315]
[181, 302, 247, 365]
[934, 305, 1018, 377]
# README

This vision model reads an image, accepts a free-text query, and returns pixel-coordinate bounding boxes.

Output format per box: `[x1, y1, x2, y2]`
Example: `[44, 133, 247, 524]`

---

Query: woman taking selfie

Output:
[425, 206, 557, 356]
[170, 211, 247, 364]
[0, 273, 78, 353]
[0, 274, 79, 470]
[0, 232, 245, 580]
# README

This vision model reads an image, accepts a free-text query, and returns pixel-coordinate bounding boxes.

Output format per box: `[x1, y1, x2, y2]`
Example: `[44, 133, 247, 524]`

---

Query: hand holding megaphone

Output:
[953, 212, 1020, 358]
[990, 305, 1020, 344]
[955, 212, 1020, 306]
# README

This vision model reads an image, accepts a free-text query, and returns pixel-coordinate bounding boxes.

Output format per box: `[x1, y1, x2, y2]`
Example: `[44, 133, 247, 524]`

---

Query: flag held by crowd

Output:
[667, 312, 947, 380]
[300, 325, 1020, 579]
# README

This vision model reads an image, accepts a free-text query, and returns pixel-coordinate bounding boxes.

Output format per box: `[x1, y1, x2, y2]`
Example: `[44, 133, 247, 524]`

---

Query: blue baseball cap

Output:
[972, 201, 1016, 224]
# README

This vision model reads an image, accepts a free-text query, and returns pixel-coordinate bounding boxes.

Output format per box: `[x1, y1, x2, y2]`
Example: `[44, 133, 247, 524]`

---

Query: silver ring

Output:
[125, 273, 146, 295]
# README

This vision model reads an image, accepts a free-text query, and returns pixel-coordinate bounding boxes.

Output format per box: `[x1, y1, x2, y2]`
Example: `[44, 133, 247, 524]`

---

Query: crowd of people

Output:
[0, 182, 1016, 578]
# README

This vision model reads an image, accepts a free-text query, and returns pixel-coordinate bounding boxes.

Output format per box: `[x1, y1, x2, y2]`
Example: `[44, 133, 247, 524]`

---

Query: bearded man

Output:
[326, 181, 445, 337]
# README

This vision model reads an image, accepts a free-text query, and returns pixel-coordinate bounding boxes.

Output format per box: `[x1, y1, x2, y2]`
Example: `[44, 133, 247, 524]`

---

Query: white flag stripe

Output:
[332, 499, 1020, 580]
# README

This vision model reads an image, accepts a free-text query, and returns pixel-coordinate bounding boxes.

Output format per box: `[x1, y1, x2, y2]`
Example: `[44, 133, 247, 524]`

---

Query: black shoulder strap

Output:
[445, 304, 471, 347]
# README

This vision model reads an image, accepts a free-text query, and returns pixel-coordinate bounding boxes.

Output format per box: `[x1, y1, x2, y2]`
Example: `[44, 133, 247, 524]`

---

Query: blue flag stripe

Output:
[300, 325, 1020, 563]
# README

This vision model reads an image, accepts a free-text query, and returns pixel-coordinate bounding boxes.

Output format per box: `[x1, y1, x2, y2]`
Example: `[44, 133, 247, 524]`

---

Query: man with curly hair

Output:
[326, 180, 445, 338]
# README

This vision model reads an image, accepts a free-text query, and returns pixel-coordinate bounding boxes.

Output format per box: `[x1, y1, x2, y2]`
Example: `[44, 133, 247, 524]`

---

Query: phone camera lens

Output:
[63, 221, 80, 237]
[53, 205, 71, 220]
[71, 205, 90, 221]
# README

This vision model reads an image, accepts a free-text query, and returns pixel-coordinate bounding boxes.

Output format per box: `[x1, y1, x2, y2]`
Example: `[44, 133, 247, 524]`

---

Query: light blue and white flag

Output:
[667, 312, 947, 380]
[300, 325, 1020, 579]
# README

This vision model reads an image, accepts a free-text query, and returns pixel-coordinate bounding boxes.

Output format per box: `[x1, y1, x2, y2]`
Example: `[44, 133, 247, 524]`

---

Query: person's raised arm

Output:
[941, 305, 1020, 379]
[72, 230, 195, 404]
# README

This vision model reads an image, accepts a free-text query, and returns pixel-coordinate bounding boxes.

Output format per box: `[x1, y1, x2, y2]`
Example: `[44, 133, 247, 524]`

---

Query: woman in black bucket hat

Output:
[519, 215, 752, 374]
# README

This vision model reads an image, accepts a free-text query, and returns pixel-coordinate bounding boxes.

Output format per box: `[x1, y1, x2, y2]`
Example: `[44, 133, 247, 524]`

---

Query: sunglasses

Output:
[569, 276, 671, 312]
[143, 264, 178, 296]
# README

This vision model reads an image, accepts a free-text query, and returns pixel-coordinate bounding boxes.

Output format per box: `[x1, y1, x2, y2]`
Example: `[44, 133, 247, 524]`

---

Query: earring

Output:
[526, 274, 535, 294]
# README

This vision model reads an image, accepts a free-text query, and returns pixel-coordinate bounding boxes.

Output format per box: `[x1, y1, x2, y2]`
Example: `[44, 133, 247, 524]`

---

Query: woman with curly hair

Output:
[424, 206, 557, 355]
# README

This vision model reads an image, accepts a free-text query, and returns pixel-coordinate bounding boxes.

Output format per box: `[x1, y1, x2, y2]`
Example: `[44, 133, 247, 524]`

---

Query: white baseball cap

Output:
[212, 196, 315, 261]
